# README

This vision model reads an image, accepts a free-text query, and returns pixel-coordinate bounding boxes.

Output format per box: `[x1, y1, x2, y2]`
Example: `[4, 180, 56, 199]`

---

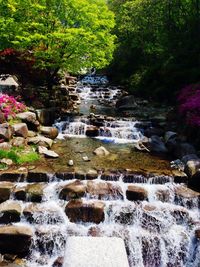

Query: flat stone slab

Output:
[64, 236, 129, 267]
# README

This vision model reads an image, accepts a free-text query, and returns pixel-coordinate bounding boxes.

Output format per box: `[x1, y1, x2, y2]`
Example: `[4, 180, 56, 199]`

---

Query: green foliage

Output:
[108, 0, 200, 101]
[0, 0, 115, 76]
[0, 148, 39, 164]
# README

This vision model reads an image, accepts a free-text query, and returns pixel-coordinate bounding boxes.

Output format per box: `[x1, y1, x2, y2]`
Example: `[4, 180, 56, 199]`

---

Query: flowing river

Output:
[3, 81, 200, 267]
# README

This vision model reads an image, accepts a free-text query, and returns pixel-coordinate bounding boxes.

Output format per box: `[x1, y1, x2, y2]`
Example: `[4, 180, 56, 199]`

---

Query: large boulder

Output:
[93, 146, 110, 156]
[149, 135, 168, 154]
[36, 108, 57, 126]
[87, 181, 123, 200]
[86, 126, 99, 137]
[184, 159, 200, 177]
[13, 123, 28, 138]
[126, 185, 148, 201]
[26, 183, 46, 202]
[0, 123, 13, 141]
[16, 111, 40, 131]
[59, 180, 86, 200]
[65, 199, 105, 224]
[0, 182, 14, 203]
[0, 201, 22, 224]
[40, 126, 59, 140]
[116, 95, 137, 110]
[174, 142, 196, 159]
[0, 225, 33, 256]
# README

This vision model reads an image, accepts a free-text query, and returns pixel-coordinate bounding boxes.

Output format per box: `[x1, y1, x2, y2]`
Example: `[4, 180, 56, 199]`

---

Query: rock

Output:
[93, 146, 110, 156]
[36, 108, 57, 126]
[164, 131, 177, 143]
[26, 183, 46, 202]
[13, 123, 28, 138]
[188, 171, 200, 192]
[28, 130, 37, 137]
[86, 169, 98, 180]
[0, 182, 14, 203]
[27, 170, 50, 182]
[126, 185, 148, 201]
[12, 137, 26, 147]
[82, 156, 90, 162]
[0, 225, 33, 256]
[65, 199, 105, 224]
[86, 126, 99, 137]
[69, 93, 79, 101]
[16, 112, 39, 131]
[40, 126, 59, 140]
[144, 127, 165, 138]
[116, 95, 137, 110]
[68, 160, 74, 166]
[0, 201, 22, 224]
[1, 158, 13, 166]
[174, 142, 196, 159]
[182, 154, 199, 164]
[155, 189, 171, 202]
[0, 170, 27, 182]
[87, 181, 123, 200]
[149, 135, 168, 154]
[185, 159, 200, 177]
[175, 186, 200, 199]
[56, 172, 75, 180]
[28, 135, 53, 148]
[0, 142, 11, 150]
[38, 146, 59, 158]
[13, 186, 26, 201]
[172, 170, 188, 183]
[59, 180, 86, 200]
[64, 237, 129, 267]
[0, 123, 13, 141]
[53, 257, 64, 267]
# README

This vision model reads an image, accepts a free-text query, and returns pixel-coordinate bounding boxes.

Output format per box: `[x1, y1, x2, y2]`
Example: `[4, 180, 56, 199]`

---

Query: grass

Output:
[0, 148, 40, 164]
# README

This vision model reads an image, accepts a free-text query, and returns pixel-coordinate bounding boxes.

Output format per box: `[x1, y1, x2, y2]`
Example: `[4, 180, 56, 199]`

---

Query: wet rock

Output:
[0, 123, 13, 141]
[155, 189, 171, 202]
[172, 170, 188, 183]
[56, 172, 75, 180]
[86, 170, 98, 180]
[87, 181, 123, 200]
[75, 171, 85, 180]
[0, 182, 14, 203]
[101, 172, 120, 181]
[0, 142, 11, 150]
[175, 186, 200, 199]
[53, 257, 64, 267]
[188, 170, 200, 192]
[110, 204, 136, 225]
[0, 201, 22, 224]
[93, 146, 110, 156]
[27, 170, 50, 182]
[40, 126, 59, 140]
[116, 95, 137, 110]
[149, 135, 168, 154]
[28, 135, 53, 148]
[13, 186, 26, 201]
[164, 131, 177, 143]
[182, 154, 199, 164]
[142, 236, 161, 266]
[38, 146, 59, 158]
[0, 225, 33, 256]
[174, 142, 196, 159]
[86, 126, 99, 137]
[0, 170, 27, 182]
[26, 183, 46, 202]
[185, 159, 200, 177]
[65, 199, 105, 224]
[59, 180, 86, 200]
[171, 206, 189, 224]
[12, 137, 26, 147]
[13, 123, 28, 138]
[126, 185, 148, 201]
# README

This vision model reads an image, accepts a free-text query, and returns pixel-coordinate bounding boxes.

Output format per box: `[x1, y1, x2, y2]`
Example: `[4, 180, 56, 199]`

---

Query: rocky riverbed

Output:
[0, 78, 199, 267]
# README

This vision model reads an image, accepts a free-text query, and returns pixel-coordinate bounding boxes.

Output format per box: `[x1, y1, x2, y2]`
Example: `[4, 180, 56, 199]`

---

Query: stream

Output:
[4, 82, 200, 266]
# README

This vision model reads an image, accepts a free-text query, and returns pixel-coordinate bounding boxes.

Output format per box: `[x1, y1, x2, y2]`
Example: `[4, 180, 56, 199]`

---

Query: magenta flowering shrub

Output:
[0, 94, 27, 119]
[178, 84, 200, 126]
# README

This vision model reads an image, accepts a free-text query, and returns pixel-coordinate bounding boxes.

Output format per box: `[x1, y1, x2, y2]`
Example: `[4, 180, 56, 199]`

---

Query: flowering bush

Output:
[0, 94, 27, 119]
[178, 84, 200, 126]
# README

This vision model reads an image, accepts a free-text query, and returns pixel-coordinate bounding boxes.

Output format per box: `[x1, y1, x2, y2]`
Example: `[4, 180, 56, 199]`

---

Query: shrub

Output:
[178, 84, 200, 126]
[0, 94, 27, 119]
[0, 148, 39, 164]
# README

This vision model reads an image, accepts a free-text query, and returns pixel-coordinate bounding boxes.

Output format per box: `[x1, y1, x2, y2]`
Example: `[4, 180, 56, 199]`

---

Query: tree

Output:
[0, 0, 115, 87]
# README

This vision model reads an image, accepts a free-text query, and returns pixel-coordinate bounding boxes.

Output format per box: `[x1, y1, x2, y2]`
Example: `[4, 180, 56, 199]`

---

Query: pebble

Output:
[68, 160, 74, 166]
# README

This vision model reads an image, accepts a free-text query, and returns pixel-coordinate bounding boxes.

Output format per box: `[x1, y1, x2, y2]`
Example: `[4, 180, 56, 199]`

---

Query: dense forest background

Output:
[108, 0, 200, 102]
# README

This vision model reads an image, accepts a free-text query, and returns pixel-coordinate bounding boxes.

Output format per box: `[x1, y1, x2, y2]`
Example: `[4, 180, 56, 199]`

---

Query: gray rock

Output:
[12, 137, 26, 147]
[13, 123, 28, 138]
[93, 146, 110, 156]
[28, 135, 53, 148]
[174, 142, 196, 159]
[181, 154, 199, 164]
[164, 131, 177, 143]
[0, 123, 13, 141]
[149, 135, 168, 153]
[116, 95, 137, 110]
